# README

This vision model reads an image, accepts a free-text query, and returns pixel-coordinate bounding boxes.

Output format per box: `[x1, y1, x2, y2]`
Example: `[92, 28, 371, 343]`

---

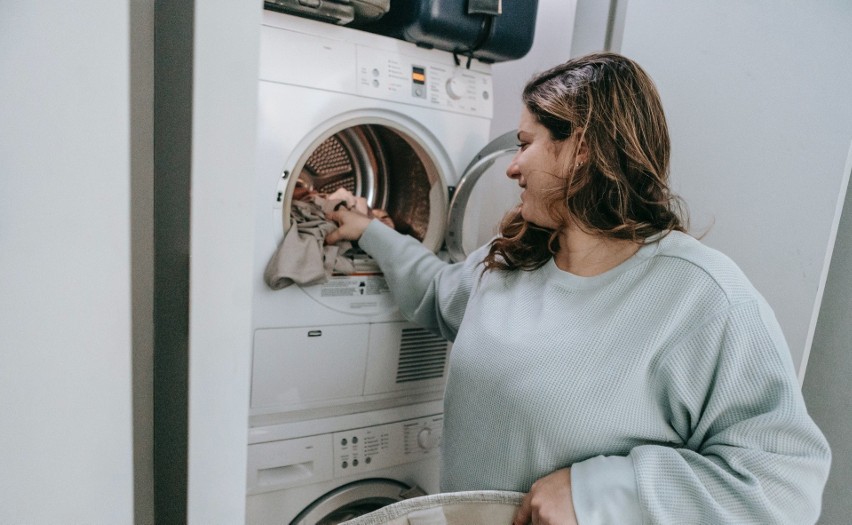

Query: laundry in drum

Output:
[263, 188, 396, 290]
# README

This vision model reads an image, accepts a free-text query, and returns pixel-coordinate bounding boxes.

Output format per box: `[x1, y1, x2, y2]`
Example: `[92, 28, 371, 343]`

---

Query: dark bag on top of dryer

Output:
[349, 0, 538, 64]
[264, 0, 390, 26]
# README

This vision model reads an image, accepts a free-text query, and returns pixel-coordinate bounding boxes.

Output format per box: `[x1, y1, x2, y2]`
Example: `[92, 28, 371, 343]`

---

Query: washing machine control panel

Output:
[333, 414, 443, 478]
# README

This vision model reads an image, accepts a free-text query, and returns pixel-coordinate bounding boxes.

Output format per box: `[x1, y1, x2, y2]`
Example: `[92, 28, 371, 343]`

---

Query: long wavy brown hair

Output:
[483, 52, 688, 272]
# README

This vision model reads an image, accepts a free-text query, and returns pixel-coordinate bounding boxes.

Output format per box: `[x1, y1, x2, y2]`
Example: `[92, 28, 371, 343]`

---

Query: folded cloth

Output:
[263, 196, 354, 290]
[339, 491, 524, 525]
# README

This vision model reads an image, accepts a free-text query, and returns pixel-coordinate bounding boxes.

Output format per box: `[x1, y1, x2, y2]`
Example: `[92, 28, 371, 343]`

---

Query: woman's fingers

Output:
[324, 226, 343, 245]
[513, 492, 534, 525]
[324, 208, 372, 244]
[353, 196, 369, 215]
[512, 468, 576, 525]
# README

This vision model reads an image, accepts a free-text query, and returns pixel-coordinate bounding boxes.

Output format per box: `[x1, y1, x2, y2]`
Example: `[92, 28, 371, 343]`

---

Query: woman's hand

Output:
[513, 468, 578, 525]
[324, 207, 373, 245]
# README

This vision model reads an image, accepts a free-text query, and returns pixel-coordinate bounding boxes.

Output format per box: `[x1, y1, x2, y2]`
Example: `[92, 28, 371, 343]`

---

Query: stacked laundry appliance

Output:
[248, 2, 536, 523]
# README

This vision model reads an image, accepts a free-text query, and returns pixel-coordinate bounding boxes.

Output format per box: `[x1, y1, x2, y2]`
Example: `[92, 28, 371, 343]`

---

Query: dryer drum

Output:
[293, 124, 439, 244]
[299, 126, 388, 212]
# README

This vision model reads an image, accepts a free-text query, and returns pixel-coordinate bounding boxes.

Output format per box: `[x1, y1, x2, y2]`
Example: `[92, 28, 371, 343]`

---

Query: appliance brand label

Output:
[304, 275, 395, 314]
[320, 276, 390, 298]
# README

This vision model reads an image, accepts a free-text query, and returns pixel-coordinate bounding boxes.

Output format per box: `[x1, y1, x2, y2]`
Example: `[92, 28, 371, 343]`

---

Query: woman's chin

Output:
[521, 210, 559, 230]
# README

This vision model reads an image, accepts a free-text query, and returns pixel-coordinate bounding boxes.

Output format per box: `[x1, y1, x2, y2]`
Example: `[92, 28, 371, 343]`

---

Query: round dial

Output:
[445, 77, 464, 100]
[417, 427, 438, 450]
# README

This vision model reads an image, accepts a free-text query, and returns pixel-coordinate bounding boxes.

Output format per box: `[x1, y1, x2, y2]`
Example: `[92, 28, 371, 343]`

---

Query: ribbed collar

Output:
[541, 234, 665, 290]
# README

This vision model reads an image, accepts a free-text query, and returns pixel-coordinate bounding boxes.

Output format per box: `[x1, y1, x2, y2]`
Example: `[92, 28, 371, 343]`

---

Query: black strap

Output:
[455, 0, 502, 68]
[467, 0, 502, 16]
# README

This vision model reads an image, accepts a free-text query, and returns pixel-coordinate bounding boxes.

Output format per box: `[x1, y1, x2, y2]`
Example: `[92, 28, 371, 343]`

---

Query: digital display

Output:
[412, 66, 426, 85]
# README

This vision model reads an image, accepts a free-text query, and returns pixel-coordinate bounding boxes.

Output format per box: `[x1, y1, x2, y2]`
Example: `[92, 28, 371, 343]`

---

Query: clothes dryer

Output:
[252, 10, 519, 428]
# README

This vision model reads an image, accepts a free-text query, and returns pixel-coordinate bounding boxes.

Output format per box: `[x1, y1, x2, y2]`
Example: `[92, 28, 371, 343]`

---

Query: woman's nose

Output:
[506, 155, 521, 179]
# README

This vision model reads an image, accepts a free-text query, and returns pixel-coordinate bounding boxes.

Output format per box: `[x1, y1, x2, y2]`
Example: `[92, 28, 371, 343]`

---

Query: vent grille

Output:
[395, 327, 449, 383]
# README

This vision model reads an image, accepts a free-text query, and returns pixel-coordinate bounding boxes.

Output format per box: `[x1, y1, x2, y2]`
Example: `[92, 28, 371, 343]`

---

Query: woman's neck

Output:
[554, 225, 641, 276]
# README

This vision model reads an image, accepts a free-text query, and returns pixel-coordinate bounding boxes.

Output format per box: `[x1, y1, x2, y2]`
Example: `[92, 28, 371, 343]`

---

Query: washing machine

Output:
[247, 402, 444, 524]
[248, 9, 521, 524]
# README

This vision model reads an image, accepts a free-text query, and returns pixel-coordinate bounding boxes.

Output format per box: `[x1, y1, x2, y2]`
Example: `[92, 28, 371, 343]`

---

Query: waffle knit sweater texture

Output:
[359, 221, 831, 525]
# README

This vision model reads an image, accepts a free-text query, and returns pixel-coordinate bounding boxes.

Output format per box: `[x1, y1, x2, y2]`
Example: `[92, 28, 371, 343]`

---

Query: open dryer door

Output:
[445, 130, 520, 262]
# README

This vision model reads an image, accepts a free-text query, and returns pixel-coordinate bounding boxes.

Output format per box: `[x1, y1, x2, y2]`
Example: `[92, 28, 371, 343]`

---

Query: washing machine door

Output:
[445, 130, 521, 262]
[291, 479, 425, 525]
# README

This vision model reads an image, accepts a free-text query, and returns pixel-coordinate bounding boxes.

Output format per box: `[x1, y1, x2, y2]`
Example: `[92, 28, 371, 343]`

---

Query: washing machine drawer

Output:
[248, 433, 336, 495]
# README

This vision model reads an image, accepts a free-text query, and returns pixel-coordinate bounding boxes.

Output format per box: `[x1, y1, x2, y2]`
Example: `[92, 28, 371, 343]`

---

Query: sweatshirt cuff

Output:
[571, 455, 642, 525]
[358, 218, 397, 258]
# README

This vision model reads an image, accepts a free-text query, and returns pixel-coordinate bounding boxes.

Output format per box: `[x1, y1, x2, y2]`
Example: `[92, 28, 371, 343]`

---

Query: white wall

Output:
[614, 0, 852, 375]
[0, 3, 135, 524]
[490, 0, 578, 138]
[569, 0, 615, 57]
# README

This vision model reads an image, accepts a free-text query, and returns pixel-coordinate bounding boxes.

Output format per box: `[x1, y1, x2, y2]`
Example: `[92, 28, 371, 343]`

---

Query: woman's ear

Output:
[573, 130, 589, 166]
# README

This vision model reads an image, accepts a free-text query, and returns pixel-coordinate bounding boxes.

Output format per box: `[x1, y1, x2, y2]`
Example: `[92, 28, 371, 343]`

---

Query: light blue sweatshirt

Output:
[359, 221, 831, 524]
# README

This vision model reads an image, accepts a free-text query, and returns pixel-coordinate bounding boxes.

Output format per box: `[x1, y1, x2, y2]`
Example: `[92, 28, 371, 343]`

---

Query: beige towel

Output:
[263, 197, 354, 290]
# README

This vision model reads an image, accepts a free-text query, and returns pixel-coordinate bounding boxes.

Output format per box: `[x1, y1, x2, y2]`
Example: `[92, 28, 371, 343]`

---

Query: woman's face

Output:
[506, 107, 571, 229]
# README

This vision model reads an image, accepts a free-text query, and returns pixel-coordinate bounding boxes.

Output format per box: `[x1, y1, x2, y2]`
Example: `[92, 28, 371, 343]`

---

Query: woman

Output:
[325, 53, 831, 524]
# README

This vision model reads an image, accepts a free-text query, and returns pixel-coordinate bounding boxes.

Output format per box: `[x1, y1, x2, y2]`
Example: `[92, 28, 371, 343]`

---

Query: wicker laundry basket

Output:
[340, 490, 524, 525]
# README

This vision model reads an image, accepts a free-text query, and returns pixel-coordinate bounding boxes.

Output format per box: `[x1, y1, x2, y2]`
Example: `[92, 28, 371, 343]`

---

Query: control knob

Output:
[417, 426, 438, 451]
[445, 76, 464, 101]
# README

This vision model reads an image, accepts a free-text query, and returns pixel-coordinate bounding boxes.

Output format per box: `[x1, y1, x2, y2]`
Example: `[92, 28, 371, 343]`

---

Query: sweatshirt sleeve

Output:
[571, 299, 831, 524]
[358, 219, 484, 341]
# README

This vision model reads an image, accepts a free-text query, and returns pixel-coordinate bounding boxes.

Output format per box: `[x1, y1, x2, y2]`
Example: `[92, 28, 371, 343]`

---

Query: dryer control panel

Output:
[259, 18, 492, 119]
[333, 414, 443, 478]
[357, 47, 493, 118]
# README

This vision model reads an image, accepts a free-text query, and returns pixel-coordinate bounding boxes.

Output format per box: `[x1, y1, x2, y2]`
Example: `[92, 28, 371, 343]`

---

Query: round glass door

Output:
[281, 121, 447, 253]
[274, 119, 449, 315]
[445, 130, 521, 262]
